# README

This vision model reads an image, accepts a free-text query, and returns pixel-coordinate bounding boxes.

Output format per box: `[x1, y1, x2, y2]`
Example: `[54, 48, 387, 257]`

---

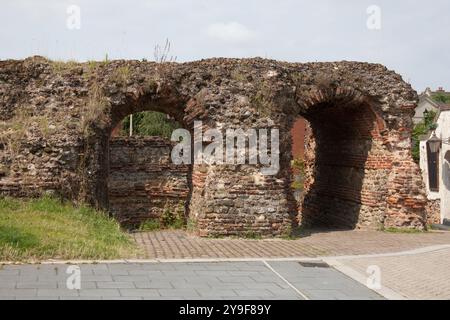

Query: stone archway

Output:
[78, 70, 192, 228]
[299, 99, 386, 229]
[0, 57, 427, 237]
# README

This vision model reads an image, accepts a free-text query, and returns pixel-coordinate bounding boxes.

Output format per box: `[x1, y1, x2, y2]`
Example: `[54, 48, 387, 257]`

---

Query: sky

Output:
[1, 0, 449, 92]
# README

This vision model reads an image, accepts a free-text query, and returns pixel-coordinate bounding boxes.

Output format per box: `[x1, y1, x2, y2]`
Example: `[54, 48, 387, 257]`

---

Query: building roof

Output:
[419, 88, 450, 111]
[421, 87, 450, 96]
[439, 104, 450, 111]
[419, 106, 450, 141]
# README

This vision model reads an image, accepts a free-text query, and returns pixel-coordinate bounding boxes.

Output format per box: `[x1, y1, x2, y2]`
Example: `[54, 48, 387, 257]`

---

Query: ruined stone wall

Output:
[0, 56, 429, 237]
[425, 199, 441, 225]
[108, 136, 189, 228]
[0, 138, 81, 199]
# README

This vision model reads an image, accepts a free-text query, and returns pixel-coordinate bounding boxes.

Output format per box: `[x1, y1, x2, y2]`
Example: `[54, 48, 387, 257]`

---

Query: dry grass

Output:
[50, 60, 79, 74]
[0, 106, 57, 156]
[111, 66, 131, 86]
[81, 82, 111, 134]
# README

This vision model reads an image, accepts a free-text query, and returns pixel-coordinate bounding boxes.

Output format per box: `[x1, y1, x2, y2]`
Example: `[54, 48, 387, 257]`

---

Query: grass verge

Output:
[382, 227, 426, 234]
[0, 196, 138, 262]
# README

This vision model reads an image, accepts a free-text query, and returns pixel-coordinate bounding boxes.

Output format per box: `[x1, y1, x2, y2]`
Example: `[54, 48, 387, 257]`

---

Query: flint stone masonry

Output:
[425, 199, 441, 225]
[0, 56, 428, 237]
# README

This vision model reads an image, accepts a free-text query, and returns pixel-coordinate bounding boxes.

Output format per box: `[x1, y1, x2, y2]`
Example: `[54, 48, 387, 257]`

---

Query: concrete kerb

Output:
[1, 244, 448, 265]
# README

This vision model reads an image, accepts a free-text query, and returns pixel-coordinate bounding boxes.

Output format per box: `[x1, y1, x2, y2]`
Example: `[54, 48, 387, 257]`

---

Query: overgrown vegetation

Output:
[242, 231, 262, 240]
[251, 83, 273, 117]
[230, 69, 247, 82]
[281, 225, 308, 240]
[50, 60, 79, 74]
[138, 214, 184, 232]
[81, 82, 111, 135]
[291, 157, 305, 191]
[120, 111, 180, 139]
[154, 38, 177, 63]
[138, 202, 185, 232]
[432, 92, 450, 104]
[382, 227, 425, 234]
[412, 110, 437, 162]
[186, 218, 197, 232]
[111, 65, 131, 86]
[0, 196, 138, 262]
[160, 206, 185, 229]
[0, 106, 58, 156]
[138, 219, 161, 232]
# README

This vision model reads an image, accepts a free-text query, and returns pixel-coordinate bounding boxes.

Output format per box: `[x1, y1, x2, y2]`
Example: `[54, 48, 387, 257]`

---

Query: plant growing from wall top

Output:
[154, 38, 177, 63]
[291, 157, 306, 191]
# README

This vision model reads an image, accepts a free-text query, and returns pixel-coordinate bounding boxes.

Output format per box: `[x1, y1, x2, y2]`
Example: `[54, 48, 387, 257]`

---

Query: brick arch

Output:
[295, 91, 393, 229]
[79, 78, 195, 222]
[278, 65, 427, 232]
[79, 84, 188, 211]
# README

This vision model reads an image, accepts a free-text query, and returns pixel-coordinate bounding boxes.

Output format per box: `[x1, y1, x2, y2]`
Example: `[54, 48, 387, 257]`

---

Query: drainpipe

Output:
[129, 114, 133, 137]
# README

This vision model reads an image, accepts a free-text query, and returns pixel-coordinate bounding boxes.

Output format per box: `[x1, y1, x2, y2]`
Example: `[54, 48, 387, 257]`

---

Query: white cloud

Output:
[206, 22, 256, 43]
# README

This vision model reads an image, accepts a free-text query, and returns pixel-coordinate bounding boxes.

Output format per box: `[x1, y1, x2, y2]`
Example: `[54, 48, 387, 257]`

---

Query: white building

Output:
[414, 87, 450, 124]
[419, 108, 450, 224]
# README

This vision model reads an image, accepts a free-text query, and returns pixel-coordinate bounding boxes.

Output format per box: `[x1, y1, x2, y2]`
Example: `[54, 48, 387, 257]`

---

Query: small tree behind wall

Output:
[432, 93, 450, 104]
[412, 110, 437, 162]
[121, 111, 180, 139]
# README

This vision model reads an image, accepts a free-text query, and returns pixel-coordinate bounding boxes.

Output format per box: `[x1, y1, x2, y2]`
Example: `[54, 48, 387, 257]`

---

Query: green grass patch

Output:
[243, 232, 262, 240]
[383, 227, 425, 234]
[138, 211, 185, 232]
[0, 196, 138, 262]
[138, 219, 161, 232]
[160, 208, 185, 230]
[281, 225, 308, 240]
[186, 218, 197, 233]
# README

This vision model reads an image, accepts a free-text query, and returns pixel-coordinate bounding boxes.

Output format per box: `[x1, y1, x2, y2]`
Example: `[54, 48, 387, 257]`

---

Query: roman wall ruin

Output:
[0, 56, 428, 236]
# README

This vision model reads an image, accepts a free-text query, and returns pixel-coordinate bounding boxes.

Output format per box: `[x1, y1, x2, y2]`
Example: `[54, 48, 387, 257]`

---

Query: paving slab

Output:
[0, 261, 382, 300]
[332, 247, 450, 299]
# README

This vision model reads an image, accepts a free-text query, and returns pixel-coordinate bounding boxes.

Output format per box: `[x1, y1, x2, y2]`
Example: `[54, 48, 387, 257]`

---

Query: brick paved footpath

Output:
[133, 230, 450, 259]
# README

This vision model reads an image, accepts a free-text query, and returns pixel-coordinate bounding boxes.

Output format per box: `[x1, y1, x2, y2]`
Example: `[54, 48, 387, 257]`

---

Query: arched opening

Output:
[78, 77, 192, 230]
[292, 97, 389, 230]
[107, 111, 190, 229]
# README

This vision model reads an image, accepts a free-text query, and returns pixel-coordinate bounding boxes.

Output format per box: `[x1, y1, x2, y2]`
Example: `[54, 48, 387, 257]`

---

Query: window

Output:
[426, 142, 440, 191]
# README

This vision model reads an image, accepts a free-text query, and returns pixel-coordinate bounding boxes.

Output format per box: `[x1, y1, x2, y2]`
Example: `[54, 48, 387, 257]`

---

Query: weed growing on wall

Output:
[81, 82, 111, 135]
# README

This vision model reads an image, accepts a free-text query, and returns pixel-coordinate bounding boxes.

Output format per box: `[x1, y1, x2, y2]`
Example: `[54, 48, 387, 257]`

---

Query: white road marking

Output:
[262, 260, 310, 300]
